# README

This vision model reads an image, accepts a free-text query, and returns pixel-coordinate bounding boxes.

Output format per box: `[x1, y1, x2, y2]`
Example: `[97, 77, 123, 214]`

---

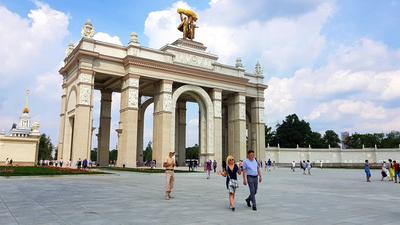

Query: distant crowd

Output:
[364, 158, 400, 183]
[36, 158, 92, 169]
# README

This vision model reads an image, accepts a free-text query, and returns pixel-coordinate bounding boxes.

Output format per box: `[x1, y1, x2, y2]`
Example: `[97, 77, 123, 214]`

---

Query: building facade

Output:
[57, 21, 267, 167]
[0, 100, 40, 165]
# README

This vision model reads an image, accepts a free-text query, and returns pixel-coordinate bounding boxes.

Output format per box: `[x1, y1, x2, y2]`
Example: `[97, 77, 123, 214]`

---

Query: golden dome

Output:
[23, 107, 29, 114]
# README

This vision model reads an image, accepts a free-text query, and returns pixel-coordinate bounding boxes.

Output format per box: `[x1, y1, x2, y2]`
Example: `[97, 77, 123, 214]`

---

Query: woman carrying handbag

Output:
[219, 155, 241, 211]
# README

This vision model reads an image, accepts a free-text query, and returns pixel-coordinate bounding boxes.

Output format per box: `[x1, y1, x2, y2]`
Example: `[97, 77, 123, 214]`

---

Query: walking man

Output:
[364, 160, 371, 182]
[213, 160, 217, 173]
[163, 151, 176, 200]
[291, 161, 296, 172]
[243, 150, 262, 211]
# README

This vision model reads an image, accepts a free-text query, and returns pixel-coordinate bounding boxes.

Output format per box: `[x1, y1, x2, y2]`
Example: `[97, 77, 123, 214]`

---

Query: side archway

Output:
[171, 85, 215, 162]
[137, 97, 154, 164]
[63, 87, 77, 162]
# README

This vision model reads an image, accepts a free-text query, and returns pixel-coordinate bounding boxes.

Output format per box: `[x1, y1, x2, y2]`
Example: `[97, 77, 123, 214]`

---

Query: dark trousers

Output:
[246, 175, 258, 206]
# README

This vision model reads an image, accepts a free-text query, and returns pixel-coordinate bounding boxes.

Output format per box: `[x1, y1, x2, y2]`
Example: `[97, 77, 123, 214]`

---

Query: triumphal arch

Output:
[57, 10, 266, 167]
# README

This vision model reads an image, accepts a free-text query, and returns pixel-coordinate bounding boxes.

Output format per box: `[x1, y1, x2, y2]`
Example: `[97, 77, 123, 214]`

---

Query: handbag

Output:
[227, 166, 239, 189]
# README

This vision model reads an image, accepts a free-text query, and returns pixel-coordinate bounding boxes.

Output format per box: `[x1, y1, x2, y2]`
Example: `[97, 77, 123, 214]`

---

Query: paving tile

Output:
[0, 168, 399, 225]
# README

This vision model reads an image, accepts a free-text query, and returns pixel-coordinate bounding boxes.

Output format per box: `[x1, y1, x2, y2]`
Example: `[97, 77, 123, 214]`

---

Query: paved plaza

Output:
[0, 168, 399, 225]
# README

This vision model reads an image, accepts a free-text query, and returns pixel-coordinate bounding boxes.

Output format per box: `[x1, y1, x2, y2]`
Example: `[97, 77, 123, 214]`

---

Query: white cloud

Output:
[307, 100, 387, 121]
[0, 2, 69, 142]
[93, 32, 122, 45]
[144, 0, 334, 72]
[144, 1, 400, 134]
[34, 70, 63, 100]
[0, 2, 68, 86]
[144, 1, 191, 48]
[266, 38, 400, 133]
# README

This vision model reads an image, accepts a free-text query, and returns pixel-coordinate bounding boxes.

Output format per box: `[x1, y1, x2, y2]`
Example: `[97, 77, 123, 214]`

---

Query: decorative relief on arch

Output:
[79, 74, 92, 83]
[259, 107, 264, 123]
[163, 94, 172, 112]
[128, 88, 139, 108]
[123, 78, 139, 89]
[79, 85, 91, 105]
[239, 104, 246, 120]
[214, 101, 221, 118]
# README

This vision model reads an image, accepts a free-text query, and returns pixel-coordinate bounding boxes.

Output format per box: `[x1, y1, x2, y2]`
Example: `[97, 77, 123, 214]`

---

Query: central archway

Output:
[171, 85, 214, 164]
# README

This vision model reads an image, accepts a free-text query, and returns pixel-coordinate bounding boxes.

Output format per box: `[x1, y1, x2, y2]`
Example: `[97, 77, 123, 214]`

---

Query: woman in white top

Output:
[381, 161, 388, 181]
[219, 155, 241, 211]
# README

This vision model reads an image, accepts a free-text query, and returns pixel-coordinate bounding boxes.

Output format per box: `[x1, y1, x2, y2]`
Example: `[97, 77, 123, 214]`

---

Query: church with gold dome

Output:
[0, 91, 41, 165]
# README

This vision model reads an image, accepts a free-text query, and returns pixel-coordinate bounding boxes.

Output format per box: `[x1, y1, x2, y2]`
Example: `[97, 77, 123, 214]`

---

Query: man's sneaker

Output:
[245, 199, 251, 207]
[252, 206, 257, 211]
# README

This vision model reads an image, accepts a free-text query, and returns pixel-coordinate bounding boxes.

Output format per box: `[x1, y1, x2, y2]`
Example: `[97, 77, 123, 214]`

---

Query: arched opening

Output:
[63, 88, 76, 162]
[171, 85, 215, 166]
[138, 97, 154, 166]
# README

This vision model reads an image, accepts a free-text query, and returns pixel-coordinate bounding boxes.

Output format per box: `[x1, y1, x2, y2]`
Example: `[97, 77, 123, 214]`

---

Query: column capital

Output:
[77, 68, 95, 75]
[123, 73, 140, 80]
[211, 89, 222, 101]
[122, 75, 139, 90]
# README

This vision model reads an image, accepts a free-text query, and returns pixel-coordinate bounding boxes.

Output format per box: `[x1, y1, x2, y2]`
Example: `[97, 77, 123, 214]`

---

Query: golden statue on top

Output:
[177, 8, 198, 40]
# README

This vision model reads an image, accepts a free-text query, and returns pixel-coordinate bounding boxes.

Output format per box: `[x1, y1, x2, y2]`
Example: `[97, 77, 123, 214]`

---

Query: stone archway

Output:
[63, 87, 77, 162]
[171, 85, 215, 163]
[137, 97, 154, 164]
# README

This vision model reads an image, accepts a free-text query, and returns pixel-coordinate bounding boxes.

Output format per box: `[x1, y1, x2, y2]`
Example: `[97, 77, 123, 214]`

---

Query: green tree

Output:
[345, 133, 384, 148]
[265, 124, 277, 146]
[109, 149, 118, 161]
[143, 141, 152, 162]
[322, 130, 340, 148]
[91, 148, 97, 162]
[275, 114, 313, 148]
[305, 131, 325, 148]
[186, 144, 199, 159]
[381, 131, 400, 148]
[38, 134, 53, 160]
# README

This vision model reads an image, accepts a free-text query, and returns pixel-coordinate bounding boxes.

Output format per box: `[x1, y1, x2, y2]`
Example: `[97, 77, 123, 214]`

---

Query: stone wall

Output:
[265, 146, 400, 168]
[0, 135, 40, 166]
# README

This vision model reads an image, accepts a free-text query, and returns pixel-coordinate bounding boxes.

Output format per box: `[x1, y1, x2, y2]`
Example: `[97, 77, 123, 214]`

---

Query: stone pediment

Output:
[160, 38, 218, 70]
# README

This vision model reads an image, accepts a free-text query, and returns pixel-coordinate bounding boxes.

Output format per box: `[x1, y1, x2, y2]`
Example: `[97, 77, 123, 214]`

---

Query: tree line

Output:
[37, 114, 400, 162]
[265, 114, 400, 149]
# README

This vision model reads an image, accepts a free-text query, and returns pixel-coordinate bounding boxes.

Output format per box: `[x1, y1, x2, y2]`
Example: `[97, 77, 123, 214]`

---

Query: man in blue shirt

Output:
[242, 150, 262, 211]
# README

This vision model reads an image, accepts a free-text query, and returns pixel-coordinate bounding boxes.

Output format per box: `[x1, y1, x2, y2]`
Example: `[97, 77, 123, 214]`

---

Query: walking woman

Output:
[219, 155, 241, 211]
[388, 159, 395, 181]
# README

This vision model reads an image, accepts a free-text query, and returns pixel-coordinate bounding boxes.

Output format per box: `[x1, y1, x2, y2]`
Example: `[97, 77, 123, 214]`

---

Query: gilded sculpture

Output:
[177, 8, 198, 40]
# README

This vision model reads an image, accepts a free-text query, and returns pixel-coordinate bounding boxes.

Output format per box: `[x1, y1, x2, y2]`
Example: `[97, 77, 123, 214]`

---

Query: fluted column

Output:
[175, 101, 186, 166]
[97, 90, 112, 166]
[228, 93, 246, 161]
[250, 97, 266, 161]
[117, 74, 139, 167]
[57, 83, 67, 160]
[72, 70, 94, 165]
[212, 89, 223, 165]
[153, 80, 173, 167]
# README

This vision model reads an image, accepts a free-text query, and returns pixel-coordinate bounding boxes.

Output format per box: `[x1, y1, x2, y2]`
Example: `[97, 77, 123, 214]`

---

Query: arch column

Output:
[153, 80, 173, 167]
[212, 89, 223, 166]
[228, 93, 246, 161]
[72, 70, 94, 165]
[57, 83, 67, 161]
[250, 97, 265, 161]
[117, 74, 140, 167]
[97, 90, 112, 166]
[175, 101, 186, 166]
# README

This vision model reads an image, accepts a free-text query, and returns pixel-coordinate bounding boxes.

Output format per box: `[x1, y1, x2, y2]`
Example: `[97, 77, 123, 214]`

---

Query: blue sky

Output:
[0, 0, 399, 149]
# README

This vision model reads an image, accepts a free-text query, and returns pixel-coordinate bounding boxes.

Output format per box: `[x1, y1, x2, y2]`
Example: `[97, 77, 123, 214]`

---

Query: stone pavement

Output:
[0, 168, 399, 225]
